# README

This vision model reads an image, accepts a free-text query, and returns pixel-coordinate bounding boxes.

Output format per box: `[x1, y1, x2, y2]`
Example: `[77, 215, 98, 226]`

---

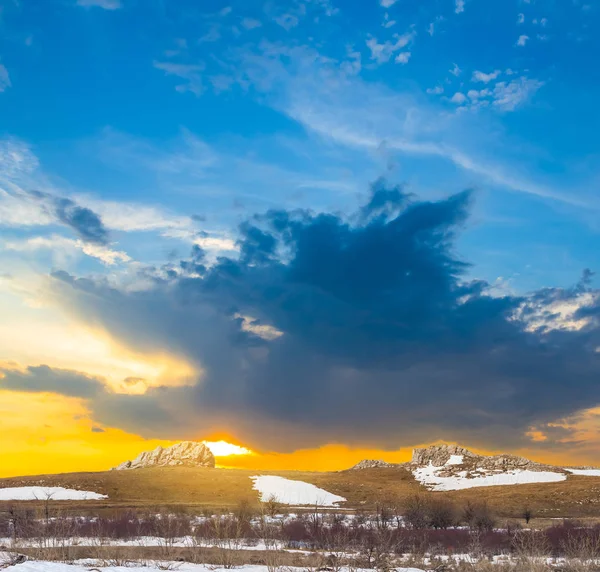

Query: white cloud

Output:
[455, 0, 465, 14]
[153, 62, 204, 96]
[380, 0, 398, 7]
[518, 292, 599, 333]
[491, 77, 544, 111]
[2, 235, 130, 266]
[76, 0, 121, 9]
[450, 63, 462, 76]
[450, 92, 467, 104]
[241, 18, 262, 30]
[395, 51, 411, 64]
[467, 88, 491, 100]
[472, 70, 501, 83]
[0, 64, 11, 92]
[517, 13, 525, 24]
[199, 26, 221, 43]
[427, 22, 435, 35]
[383, 15, 396, 28]
[236, 314, 283, 341]
[366, 31, 415, 64]
[426, 86, 444, 95]
[275, 13, 299, 30]
[340, 48, 362, 76]
[517, 34, 529, 46]
[193, 235, 238, 253]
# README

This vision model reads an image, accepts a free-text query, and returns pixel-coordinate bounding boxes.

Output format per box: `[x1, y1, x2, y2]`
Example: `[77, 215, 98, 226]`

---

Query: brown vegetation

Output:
[1, 466, 600, 520]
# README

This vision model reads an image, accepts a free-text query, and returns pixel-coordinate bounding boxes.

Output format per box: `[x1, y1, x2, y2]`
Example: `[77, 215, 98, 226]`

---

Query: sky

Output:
[0, 0, 600, 476]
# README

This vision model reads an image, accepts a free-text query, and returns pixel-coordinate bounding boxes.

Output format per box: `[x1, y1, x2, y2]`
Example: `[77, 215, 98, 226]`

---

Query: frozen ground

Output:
[250, 475, 346, 506]
[413, 462, 567, 491]
[0, 487, 106, 501]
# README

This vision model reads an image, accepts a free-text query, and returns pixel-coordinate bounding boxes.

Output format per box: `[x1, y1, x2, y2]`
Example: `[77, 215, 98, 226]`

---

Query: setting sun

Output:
[203, 440, 254, 457]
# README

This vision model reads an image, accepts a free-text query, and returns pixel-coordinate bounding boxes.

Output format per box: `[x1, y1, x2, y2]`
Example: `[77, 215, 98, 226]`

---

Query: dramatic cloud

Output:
[27, 191, 110, 245]
[30, 180, 600, 452]
[0, 364, 105, 398]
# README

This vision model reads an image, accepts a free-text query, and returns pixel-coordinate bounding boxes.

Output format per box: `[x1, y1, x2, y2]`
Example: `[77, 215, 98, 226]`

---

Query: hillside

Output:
[1, 465, 600, 518]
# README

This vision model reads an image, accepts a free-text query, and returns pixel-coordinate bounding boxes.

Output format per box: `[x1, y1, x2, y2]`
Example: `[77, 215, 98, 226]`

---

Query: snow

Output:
[250, 475, 346, 506]
[413, 463, 566, 491]
[446, 454, 464, 465]
[0, 561, 425, 572]
[565, 468, 600, 476]
[0, 486, 106, 501]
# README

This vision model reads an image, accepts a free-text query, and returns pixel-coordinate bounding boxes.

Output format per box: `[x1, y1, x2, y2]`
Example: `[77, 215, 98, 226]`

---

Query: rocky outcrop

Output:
[113, 441, 215, 470]
[410, 443, 561, 475]
[411, 444, 476, 467]
[349, 459, 399, 470]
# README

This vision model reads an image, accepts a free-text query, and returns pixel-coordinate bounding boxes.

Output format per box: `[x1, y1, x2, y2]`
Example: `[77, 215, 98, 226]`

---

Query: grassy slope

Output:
[1, 467, 600, 518]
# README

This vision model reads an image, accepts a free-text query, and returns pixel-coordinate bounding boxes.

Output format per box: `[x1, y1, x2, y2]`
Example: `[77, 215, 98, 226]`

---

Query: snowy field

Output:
[250, 476, 346, 506]
[0, 561, 425, 572]
[565, 468, 600, 477]
[413, 462, 567, 491]
[0, 487, 106, 501]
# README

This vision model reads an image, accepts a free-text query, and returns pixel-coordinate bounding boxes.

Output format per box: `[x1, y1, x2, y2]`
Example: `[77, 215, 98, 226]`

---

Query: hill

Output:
[1, 464, 600, 519]
[1, 443, 600, 519]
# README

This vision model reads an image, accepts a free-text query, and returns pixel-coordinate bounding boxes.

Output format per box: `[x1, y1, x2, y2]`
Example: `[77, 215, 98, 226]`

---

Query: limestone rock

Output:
[113, 441, 215, 470]
[349, 459, 399, 470]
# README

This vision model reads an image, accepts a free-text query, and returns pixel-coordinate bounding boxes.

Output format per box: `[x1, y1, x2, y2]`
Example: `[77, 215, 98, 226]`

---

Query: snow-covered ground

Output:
[0, 561, 425, 572]
[413, 463, 566, 491]
[565, 468, 600, 476]
[250, 476, 346, 506]
[0, 487, 106, 501]
[0, 537, 307, 553]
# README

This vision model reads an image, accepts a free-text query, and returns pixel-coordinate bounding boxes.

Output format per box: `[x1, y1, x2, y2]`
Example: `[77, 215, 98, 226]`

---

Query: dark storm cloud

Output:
[27, 190, 109, 245]
[0, 364, 105, 398]
[39, 180, 600, 452]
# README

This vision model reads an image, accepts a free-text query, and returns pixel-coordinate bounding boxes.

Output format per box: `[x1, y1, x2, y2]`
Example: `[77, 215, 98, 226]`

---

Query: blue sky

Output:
[1, 0, 600, 463]
[0, 0, 598, 291]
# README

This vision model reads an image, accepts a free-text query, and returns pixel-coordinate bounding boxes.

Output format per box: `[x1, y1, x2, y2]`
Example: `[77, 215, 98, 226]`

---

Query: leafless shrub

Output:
[204, 514, 244, 568]
[512, 529, 552, 572]
[263, 494, 282, 519]
[561, 529, 600, 572]
[463, 501, 496, 532]
[403, 495, 429, 530]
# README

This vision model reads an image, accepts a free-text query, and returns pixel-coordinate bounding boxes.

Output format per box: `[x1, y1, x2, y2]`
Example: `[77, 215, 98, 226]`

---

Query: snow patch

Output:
[446, 455, 464, 465]
[250, 476, 346, 506]
[0, 486, 106, 501]
[565, 468, 600, 477]
[413, 463, 566, 491]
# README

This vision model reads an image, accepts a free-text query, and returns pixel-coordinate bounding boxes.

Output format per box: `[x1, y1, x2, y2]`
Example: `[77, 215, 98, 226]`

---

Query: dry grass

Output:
[1, 467, 600, 519]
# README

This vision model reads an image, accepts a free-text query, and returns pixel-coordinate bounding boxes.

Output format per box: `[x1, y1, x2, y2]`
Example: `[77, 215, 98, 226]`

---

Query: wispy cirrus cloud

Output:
[153, 62, 204, 96]
[230, 43, 586, 210]
[0, 64, 11, 92]
[76, 0, 121, 9]
[2, 235, 130, 266]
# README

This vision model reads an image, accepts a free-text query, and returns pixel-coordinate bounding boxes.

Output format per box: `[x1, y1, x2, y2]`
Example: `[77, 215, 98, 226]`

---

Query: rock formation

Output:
[411, 443, 557, 474]
[113, 441, 215, 470]
[349, 459, 399, 470]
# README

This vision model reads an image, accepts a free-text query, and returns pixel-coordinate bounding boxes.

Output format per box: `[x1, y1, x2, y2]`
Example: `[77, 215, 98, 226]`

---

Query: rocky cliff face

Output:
[113, 441, 215, 470]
